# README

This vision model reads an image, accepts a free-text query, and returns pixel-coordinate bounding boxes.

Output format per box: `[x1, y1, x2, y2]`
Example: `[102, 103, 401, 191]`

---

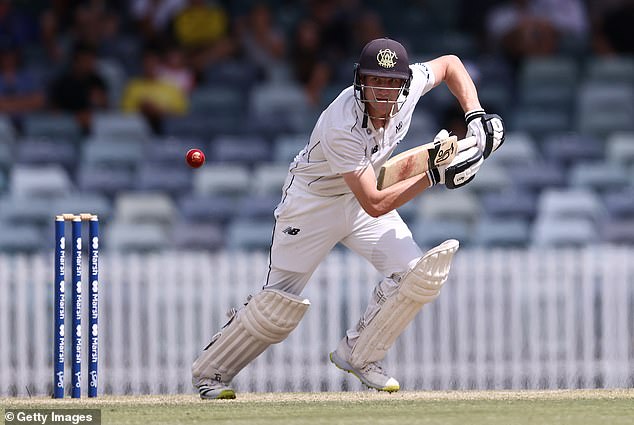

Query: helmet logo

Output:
[376, 49, 397, 68]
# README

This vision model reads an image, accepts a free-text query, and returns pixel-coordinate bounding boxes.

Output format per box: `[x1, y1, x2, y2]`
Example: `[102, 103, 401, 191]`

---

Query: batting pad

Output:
[192, 289, 310, 384]
[350, 239, 459, 367]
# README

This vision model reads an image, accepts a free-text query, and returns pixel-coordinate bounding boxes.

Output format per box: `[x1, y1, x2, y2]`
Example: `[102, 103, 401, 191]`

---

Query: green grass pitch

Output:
[2, 389, 633, 425]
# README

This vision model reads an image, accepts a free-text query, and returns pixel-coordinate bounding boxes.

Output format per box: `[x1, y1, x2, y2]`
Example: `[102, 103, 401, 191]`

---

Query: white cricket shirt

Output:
[285, 62, 436, 197]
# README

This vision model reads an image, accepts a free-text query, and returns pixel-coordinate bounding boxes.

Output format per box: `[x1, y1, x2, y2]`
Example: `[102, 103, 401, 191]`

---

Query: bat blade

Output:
[377, 135, 465, 190]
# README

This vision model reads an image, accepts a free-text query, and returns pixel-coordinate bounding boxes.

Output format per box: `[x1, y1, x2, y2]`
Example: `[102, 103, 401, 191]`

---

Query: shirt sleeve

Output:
[321, 128, 370, 174]
[410, 62, 436, 99]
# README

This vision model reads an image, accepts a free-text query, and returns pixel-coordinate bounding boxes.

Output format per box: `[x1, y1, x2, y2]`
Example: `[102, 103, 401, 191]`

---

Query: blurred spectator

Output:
[48, 43, 108, 134]
[353, 10, 386, 53]
[591, 1, 634, 55]
[235, 2, 286, 81]
[121, 48, 188, 135]
[171, 0, 237, 76]
[131, 0, 186, 43]
[0, 41, 45, 132]
[486, 0, 588, 63]
[157, 42, 195, 93]
[39, 1, 72, 65]
[290, 19, 331, 106]
[0, 0, 38, 48]
[307, 0, 354, 61]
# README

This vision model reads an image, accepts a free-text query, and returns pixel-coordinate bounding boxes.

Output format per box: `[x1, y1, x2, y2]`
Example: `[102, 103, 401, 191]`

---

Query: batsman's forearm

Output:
[369, 172, 431, 217]
[443, 56, 482, 113]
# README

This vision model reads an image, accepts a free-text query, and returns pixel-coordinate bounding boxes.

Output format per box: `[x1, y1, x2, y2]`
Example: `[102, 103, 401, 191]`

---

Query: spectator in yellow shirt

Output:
[171, 0, 236, 77]
[121, 48, 188, 134]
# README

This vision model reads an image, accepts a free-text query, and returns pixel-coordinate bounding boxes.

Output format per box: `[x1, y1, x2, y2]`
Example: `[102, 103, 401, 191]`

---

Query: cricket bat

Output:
[376, 136, 475, 190]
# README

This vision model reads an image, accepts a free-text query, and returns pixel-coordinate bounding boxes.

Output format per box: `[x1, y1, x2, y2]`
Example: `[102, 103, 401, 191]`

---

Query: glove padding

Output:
[428, 145, 483, 189]
[427, 129, 484, 189]
[465, 109, 505, 159]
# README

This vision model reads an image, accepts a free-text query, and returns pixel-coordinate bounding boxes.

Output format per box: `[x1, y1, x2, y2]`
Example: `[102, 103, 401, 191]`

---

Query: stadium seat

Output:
[0, 115, 15, 144]
[10, 164, 72, 198]
[473, 218, 530, 247]
[532, 217, 598, 246]
[606, 132, 634, 166]
[53, 194, 113, 223]
[22, 114, 81, 142]
[135, 163, 192, 195]
[82, 138, 144, 170]
[104, 222, 168, 251]
[519, 82, 574, 109]
[189, 84, 246, 115]
[541, 133, 605, 166]
[487, 131, 539, 167]
[250, 82, 310, 133]
[251, 83, 308, 116]
[577, 109, 634, 136]
[478, 82, 511, 114]
[603, 189, 634, 219]
[0, 222, 43, 252]
[251, 163, 289, 194]
[585, 56, 634, 85]
[511, 107, 570, 137]
[508, 162, 567, 193]
[0, 196, 55, 226]
[146, 138, 207, 164]
[0, 142, 12, 173]
[178, 194, 238, 224]
[410, 218, 472, 248]
[226, 218, 274, 251]
[536, 188, 605, 222]
[170, 221, 224, 251]
[114, 192, 176, 225]
[520, 57, 579, 87]
[415, 188, 481, 223]
[466, 163, 511, 194]
[77, 165, 135, 197]
[235, 193, 280, 219]
[568, 162, 630, 192]
[192, 164, 251, 196]
[481, 190, 537, 220]
[576, 82, 634, 135]
[164, 113, 246, 138]
[211, 135, 271, 165]
[15, 138, 76, 170]
[601, 219, 634, 244]
[204, 59, 260, 88]
[273, 134, 307, 164]
[93, 113, 150, 140]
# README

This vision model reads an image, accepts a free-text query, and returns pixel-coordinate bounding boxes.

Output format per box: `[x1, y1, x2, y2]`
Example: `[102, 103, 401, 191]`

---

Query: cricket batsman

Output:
[192, 37, 505, 399]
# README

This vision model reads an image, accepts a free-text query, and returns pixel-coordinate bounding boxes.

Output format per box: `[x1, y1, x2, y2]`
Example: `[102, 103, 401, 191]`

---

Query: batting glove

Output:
[465, 109, 505, 159]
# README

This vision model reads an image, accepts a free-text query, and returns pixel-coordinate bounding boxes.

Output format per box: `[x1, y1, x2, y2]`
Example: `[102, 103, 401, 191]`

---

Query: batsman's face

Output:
[362, 75, 404, 116]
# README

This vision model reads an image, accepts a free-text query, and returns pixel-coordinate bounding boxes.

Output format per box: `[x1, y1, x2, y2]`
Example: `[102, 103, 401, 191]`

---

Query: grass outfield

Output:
[2, 389, 634, 425]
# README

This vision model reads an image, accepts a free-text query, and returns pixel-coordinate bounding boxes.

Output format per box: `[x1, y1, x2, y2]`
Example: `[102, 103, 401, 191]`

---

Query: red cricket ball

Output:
[186, 148, 206, 168]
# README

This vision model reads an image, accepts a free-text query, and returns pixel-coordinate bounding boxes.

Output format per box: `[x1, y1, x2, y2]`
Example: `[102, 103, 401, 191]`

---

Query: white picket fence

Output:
[0, 246, 633, 397]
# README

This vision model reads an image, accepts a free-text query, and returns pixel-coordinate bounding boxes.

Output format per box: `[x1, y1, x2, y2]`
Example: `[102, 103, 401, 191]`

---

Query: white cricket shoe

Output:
[329, 338, 400, 393]
[197, 379, 236, 400]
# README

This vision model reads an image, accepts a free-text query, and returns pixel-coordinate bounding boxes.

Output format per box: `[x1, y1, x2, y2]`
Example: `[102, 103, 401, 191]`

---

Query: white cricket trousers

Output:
[263, 184, 423, 340]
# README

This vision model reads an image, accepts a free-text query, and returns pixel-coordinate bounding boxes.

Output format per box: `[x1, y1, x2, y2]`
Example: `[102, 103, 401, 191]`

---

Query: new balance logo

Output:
[282, 227, 300, 235]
